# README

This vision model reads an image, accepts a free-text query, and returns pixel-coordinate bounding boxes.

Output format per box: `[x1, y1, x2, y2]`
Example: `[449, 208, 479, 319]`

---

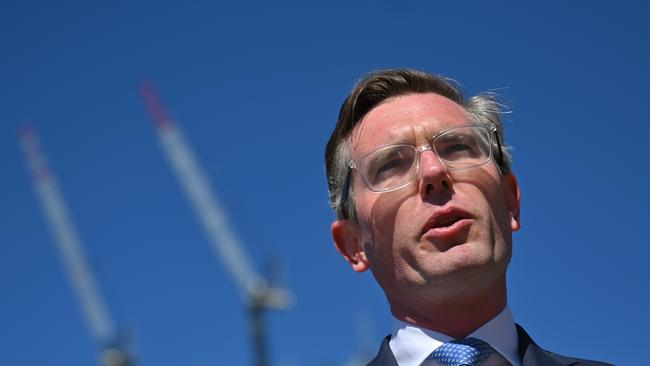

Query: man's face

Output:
[332, 93, 520, 309]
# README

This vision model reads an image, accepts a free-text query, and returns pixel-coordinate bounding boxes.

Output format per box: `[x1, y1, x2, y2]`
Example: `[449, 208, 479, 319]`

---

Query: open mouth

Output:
[420, 207, 473, 239]
[433, 215, 462, 228]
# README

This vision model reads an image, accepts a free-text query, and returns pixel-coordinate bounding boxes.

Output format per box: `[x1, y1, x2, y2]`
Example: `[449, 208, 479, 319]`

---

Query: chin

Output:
[419, 250, 504, 286]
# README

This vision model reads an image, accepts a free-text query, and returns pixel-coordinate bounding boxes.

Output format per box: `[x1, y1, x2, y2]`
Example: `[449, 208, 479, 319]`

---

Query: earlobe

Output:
[331, 220, 370, 272]
[504, 174, 521, 231]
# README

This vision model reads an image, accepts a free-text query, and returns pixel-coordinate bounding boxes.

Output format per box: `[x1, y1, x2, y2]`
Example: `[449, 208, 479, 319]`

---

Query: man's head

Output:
[325, 69, 521, 323]
[326, 69, 513, 221]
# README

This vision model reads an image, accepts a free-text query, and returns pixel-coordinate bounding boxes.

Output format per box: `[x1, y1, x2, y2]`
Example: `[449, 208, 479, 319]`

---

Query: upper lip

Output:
[420, 206, 473, 237]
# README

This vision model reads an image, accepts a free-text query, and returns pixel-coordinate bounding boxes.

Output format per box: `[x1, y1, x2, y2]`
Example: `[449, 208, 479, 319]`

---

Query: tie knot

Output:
[428, 337, 494, 366]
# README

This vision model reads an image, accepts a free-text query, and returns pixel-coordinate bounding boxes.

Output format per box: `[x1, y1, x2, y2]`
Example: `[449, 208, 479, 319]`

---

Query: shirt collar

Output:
[389, 305, 521, 366]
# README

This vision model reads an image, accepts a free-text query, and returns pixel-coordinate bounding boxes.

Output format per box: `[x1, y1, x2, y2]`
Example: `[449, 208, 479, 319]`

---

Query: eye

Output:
[442, 142, 476, 157]
[435, 131, 485, 161]
[365, 147, 415, 184]
[377, 156, 408, 174]
[376, 152, 410, 175]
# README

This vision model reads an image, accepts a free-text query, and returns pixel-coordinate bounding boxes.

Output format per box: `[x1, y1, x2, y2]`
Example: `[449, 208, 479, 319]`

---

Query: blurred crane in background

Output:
[19, 127, 134, 366]
[140, 83, 292, 366]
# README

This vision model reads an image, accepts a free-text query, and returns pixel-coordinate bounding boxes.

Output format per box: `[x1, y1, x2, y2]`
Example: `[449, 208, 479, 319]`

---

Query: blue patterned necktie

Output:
[428, 337, 494, 366]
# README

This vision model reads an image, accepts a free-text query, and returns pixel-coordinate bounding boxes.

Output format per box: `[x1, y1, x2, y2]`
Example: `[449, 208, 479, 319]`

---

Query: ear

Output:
[331, 219, 370, 272]
[503, 173, 521, 232]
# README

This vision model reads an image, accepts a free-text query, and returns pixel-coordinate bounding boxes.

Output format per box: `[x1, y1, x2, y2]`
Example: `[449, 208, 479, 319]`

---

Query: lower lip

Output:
[421, 218, 472, 240]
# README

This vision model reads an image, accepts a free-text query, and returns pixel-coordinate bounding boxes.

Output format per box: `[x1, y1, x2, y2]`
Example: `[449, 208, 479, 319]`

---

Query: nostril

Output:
[424, 180, 450, 196]
[426, 184, 434, 195]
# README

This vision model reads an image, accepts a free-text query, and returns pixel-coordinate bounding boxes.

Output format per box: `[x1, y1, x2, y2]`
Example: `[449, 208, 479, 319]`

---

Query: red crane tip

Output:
[139, 81, 173, 129]
[17, 123, 36, 140]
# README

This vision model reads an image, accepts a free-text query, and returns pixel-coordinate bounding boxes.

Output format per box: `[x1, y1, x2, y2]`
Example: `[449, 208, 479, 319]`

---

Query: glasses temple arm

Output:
[494, 130, 504, 167]
[339, 168, 352, 220]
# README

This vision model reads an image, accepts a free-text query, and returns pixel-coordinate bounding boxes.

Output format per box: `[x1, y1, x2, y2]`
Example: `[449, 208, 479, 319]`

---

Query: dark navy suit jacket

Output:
[366, 325, 612, 366]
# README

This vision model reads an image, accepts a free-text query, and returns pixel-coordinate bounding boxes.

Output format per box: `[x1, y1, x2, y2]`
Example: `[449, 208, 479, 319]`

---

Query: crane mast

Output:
[19, 127, 132, 366]
[140, 84, 291, 366]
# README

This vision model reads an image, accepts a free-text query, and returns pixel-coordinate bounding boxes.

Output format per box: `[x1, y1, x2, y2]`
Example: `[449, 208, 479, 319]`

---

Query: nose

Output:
[418, 149, 453, 199]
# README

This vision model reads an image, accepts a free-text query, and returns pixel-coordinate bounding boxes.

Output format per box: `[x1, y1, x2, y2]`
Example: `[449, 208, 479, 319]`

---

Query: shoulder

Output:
[365, 335, 397, 366]
[516, 324, 614, 366]
[545, 352, 613, 366]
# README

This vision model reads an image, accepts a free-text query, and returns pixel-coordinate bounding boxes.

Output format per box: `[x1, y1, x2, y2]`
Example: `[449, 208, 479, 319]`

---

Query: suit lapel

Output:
[517, 324, 578, 366]
[366, 335, 398, 366]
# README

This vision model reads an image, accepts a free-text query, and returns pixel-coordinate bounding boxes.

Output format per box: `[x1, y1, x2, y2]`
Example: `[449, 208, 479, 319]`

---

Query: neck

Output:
[389, 281, 507, 339]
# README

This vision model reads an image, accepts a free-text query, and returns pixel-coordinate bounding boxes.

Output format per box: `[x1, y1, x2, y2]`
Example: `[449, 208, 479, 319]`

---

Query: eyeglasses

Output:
[340, 124, 503, 214]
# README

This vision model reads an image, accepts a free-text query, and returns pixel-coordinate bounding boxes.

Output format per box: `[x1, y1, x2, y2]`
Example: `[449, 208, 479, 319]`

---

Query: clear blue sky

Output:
[2, 1, 648, 365]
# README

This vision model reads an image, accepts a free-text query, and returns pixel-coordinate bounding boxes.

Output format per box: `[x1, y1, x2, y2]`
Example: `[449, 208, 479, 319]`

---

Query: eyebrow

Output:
[383, 125, 419, 145]
[354, 122, 477, 160]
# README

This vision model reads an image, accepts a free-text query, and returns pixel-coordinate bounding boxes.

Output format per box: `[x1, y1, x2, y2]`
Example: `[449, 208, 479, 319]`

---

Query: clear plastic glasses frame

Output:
[339, 124, 503, 215]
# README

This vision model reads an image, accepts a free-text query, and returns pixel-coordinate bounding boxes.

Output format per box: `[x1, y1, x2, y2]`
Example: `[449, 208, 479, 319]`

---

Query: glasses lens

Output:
[360, 145, 417, 191]
[433, 126, 492, 169]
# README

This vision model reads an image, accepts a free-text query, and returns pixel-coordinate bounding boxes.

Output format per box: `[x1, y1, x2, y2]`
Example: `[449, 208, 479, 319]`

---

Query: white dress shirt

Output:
[388, 306, 521, 366]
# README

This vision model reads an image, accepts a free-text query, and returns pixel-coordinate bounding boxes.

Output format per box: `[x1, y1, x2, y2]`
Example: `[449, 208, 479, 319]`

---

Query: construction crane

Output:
[140, 83, 292, 366]
[19, 126, 133, 366]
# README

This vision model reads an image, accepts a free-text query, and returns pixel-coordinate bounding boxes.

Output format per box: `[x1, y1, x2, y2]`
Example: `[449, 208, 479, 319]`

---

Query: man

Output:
[325, 69, 610, 366]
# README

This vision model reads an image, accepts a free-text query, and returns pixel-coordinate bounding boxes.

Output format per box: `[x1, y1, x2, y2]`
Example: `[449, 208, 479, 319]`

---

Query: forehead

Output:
[349, 93, 470, 157]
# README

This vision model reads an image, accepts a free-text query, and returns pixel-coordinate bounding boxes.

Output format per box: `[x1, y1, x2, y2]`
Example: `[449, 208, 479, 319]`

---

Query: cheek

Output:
[367, 186, 418, 234]
[361, 229, 396, 284]
[356, 200, 404, 277]
[363, 230, 418, 292]
[486, 190, 512, 237]
[456, 179, 512, 244]
[480, 190, 514, 257]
